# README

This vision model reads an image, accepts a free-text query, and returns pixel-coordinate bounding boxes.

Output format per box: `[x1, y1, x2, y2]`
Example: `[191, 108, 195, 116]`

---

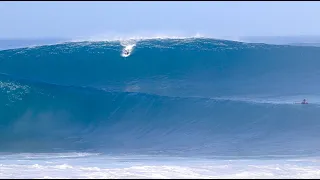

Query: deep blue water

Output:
[1, 38, 320, 158]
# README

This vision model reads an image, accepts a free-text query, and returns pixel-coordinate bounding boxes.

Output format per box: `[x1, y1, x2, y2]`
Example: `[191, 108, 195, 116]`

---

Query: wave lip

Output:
[70, 32, 207, 42]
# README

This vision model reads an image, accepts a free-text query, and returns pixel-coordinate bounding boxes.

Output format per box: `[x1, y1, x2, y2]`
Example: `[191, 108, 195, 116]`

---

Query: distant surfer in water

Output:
[124, 50, 129, 55]
[301, 99, 308, 104]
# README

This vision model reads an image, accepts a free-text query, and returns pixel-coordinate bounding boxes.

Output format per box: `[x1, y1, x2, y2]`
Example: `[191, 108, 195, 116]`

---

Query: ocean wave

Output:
[1, 38, 320, 157]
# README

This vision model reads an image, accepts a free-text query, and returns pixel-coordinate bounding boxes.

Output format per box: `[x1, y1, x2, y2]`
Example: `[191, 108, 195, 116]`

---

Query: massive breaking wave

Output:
[1, 38, 320, 157]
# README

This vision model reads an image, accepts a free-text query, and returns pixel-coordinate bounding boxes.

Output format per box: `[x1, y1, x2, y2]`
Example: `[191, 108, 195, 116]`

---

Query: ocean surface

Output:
[1, 37, 320, 178]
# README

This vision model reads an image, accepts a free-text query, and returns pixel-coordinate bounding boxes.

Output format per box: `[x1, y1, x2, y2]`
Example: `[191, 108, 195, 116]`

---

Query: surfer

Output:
[301, 99, 308, 104]
[124, 49, 129, 55]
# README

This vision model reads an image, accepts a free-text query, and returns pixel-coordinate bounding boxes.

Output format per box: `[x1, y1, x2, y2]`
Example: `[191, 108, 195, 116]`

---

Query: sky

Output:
[1, 1, 320, 39]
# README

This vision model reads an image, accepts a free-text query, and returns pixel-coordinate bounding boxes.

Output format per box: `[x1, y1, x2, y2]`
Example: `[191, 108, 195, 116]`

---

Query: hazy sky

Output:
[1, 1, 320, 39]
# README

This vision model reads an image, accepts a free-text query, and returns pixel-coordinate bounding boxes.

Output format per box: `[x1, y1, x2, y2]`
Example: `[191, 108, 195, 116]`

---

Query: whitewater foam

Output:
[2, 154, 320, 178]
[0, 81, 30, 104]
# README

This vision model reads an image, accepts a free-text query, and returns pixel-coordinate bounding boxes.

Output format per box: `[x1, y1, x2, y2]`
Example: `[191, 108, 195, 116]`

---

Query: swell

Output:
[1, 74, 320, 157]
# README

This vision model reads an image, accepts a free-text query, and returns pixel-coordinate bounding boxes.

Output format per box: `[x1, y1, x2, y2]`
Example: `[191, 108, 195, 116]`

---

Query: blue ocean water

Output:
[1, 37, 320, 178]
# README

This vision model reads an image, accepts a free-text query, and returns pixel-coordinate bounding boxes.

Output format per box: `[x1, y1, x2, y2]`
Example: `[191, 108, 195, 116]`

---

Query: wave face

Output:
[1, 38, 320, 157]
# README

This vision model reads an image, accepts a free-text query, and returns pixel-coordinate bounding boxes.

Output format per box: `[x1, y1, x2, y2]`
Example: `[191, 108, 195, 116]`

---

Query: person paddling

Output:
[301, 99, 308, 104]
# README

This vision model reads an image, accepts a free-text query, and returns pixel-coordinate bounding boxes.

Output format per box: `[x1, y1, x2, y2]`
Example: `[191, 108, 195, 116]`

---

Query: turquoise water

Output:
[1, 38, 320, 178]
